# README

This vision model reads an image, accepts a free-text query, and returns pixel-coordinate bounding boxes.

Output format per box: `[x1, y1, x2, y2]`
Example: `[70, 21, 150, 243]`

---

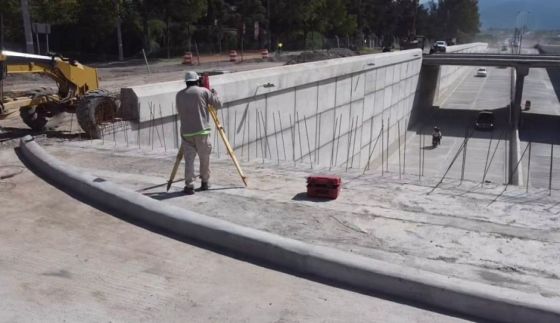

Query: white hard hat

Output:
[185, 71, 200, 82]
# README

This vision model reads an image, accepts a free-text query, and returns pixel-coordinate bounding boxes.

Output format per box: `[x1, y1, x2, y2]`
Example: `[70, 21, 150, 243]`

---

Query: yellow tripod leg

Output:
[209, 105, 248, 187]
[166, 142, 185, 191]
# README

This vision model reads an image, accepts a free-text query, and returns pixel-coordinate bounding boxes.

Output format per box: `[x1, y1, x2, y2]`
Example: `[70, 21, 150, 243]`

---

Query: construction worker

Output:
[176, 71, 222, 195]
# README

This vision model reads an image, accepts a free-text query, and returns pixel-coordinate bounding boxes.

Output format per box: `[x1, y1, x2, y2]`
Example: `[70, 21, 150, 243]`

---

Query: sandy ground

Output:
[16, 137, 559, 305]
[0, 145, 468, 322]
[2, 53, 285, 94]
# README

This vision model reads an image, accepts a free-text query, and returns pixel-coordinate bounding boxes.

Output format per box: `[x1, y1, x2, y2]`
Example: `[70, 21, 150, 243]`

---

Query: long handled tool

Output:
[166, 143, 185, 191]
[208, 103, 248, 186]
[166, 74, 247, 191]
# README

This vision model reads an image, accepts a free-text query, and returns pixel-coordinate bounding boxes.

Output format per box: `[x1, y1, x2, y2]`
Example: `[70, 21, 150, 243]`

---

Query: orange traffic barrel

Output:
[229, 50, 238, 62]
[182, 52, 193, 65]
[261, 49, 269, 59]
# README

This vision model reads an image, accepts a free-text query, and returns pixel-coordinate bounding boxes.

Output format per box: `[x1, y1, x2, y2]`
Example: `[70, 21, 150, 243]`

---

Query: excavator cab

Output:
[0, 50, 118, 138]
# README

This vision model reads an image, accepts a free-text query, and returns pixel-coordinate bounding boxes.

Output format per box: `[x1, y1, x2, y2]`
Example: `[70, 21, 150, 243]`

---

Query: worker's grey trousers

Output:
[183, 135, 212, 188]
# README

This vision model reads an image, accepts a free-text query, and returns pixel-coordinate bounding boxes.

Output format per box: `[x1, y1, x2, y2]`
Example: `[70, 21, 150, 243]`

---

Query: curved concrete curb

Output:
[19, 136, 560, 323]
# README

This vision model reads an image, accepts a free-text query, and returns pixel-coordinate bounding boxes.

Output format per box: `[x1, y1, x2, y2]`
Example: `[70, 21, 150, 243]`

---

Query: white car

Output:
[476, 67, 487, 77]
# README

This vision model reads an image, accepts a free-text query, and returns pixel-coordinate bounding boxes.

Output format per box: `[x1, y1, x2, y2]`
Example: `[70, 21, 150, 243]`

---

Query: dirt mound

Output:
[286, 48, 356, 65]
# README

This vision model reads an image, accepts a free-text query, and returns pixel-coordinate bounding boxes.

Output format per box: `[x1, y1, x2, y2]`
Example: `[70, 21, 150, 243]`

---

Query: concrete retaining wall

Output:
[18, 135, 560, 323]
[434, 43, 488, 105]
[120, 49, 423, 169]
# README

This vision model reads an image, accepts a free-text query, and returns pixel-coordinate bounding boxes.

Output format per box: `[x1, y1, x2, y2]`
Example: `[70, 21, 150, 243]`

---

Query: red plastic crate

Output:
[307, 175, 341, 199]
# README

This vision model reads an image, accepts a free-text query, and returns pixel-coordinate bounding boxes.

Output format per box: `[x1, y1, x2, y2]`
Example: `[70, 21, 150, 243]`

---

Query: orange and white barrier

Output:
[261, 49, 269, 59]
[182, 52, 193, 65]
[229, 50, 237, 62]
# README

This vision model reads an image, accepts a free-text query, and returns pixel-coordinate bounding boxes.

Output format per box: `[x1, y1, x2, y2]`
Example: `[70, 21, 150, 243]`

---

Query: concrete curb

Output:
[19, 135, 560, 323]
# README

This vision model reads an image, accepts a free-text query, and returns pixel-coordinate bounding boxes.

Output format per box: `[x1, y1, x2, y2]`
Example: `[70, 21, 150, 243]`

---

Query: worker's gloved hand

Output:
[211, 88, 217, 94]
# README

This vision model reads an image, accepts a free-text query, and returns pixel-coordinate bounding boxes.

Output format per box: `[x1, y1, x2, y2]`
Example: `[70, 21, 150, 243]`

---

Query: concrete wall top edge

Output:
[128, 49, 422, 96]
[124, 49, 423, 121]
[446, 43, 488, 53]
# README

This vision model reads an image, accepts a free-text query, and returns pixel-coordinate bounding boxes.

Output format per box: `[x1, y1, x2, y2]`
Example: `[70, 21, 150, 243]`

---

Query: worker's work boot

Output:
[183, 186, 195, 195]
[200, 182, 210, 191]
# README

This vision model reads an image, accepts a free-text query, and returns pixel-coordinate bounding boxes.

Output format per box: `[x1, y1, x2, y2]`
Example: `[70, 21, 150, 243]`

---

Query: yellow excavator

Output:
[0, 50, 118, 138]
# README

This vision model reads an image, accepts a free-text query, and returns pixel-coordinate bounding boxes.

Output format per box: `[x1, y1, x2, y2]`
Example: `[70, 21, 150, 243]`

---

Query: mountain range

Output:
[421, 0, 560, 30]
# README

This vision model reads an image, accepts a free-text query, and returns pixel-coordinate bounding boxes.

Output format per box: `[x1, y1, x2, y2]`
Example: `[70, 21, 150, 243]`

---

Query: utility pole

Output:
[21, 0, 35, 53]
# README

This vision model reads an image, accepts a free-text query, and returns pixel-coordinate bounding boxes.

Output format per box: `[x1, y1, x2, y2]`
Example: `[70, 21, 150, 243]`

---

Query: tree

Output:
[433, 0, 480, 42]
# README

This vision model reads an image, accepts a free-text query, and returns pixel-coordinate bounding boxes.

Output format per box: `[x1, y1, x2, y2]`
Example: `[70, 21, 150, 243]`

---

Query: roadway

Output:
[393, 65, 513, 185]
[518, 48, 560, 189]
[388, 45, 560, 190]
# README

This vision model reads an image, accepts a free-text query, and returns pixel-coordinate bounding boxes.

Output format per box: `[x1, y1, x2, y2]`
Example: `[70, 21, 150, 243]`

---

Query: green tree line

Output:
[1, 0, 479, 61]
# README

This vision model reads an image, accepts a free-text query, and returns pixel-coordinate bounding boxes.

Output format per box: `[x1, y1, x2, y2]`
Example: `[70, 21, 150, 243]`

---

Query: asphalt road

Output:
[393, 48, 560, 190]
[393, 65, 512, 185]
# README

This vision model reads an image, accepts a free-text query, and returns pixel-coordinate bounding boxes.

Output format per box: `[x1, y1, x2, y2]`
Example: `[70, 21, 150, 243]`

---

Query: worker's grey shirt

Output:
[175, 85, 222, 137]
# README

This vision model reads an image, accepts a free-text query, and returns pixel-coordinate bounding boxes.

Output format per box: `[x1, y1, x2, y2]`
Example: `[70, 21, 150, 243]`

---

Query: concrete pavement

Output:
[0, 146, 468, 323]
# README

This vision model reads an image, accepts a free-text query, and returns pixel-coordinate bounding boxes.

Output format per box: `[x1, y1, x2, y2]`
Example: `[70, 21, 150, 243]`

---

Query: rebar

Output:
[247, 110, 250, 162]
[335, 114, 343, 167]
[273, 112, 279, 164]
[482, 131, 506, 185]
[526, 141, 532, 192]
[346, 116, 355, 172]
[124, 121, 129, 147]
[549, 144, 554, 196]
[418, 127, 421, 181]
[381, 120, 385, 176]
[256, 110, 264, 162]
[303, 115, 313, 169]
[363, 127, 383, 174]
[330, 116, 339, 170]
[290, 114, 295, 164]
[137, 121, 141, 149]
[460, 127, 468, 183]
[296, 112, 304, 163]
[278, 111, 287, 160]
[112, 118, 116, 146]
[259, 110, 272, 159]
[386, 117, 391, 172]
[403, 119, 408, 174]
[159, 105, 167, 151]
[241, 110, 247, 161]
[316, 113, 322, 163]
[315, 83, 320, 163]
[482, 131, 494, 184]
[350, 116, 359, 169]
[233, 111, 237, 150]
[398, 120, 401, 179]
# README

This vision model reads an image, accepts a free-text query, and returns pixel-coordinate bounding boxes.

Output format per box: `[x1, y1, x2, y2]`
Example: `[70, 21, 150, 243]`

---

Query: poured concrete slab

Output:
[30, 139, 560, 308]
[0, 146, 468, 322]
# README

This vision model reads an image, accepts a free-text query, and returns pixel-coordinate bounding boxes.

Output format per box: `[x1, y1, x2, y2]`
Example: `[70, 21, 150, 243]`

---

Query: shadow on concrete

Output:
[144, 186, 245, 200]
[545, 67, 560, 103]
[143, 191, 186, 200]
[13, 146, 484, 323]
[520, 112, 560, 144]
[291, 192, 335, 202]
[0, 127, 86, 142]
[414, 106, 510, 140]
[136, 179, 183, 192]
